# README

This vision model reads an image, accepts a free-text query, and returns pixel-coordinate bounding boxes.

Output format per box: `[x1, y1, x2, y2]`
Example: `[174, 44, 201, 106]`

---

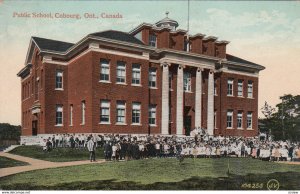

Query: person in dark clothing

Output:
[52, 135, 55, 148]
[120, 141, 128, 160]
[256, 147, 261, 159]
[46, 138, 52, 152]
[70, 135, 75, 148]
[104, 142, 112, 161]
[288, 146, 294, 161]
[127, 142, 132, 161]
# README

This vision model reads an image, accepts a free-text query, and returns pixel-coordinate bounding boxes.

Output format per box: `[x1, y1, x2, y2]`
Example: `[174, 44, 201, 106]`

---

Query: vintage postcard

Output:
[0, 0, 299, 192]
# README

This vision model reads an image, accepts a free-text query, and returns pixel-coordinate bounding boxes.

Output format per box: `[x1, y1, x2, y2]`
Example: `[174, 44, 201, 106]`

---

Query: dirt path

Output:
[277, 161, 300, 165]
[0, 152, 106, 178]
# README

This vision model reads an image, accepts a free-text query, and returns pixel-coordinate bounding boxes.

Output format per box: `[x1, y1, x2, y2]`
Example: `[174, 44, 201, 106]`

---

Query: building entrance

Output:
[184, 116, 191, 136]
[32, 120, 38, 136]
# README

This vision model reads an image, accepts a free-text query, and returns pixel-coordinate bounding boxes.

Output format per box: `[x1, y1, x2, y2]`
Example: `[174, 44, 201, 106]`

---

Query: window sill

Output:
[247, 128, 254, 130]
[116, 82, 127, 85]
[80, 123, 85, 126]
[149, 124, 157, 127]
[226, 127, 233, 130]
[55, 88, 64, 91]
[55, 124, 63, 127]
[99, 122, 111, 125]
[237, 128, 244, 130]
[247, 97, 255, 99]
[237, 96, 244, 98]
[131, 84, 142, 87]
[169, 89, 173, 91]
[227, 95, 234, 97]
[184, 91, 193, 93]
[131, 123, 142, 126]
[116, 123, 127, 125]
[99, 80, 111, 84]
[149, 87, 157, 89]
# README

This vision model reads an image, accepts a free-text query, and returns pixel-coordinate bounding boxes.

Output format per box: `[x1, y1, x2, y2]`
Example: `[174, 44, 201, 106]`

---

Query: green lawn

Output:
[0, 156, 28, 169]
[0, 158, 299, 190]
[9, 145, 104, 162]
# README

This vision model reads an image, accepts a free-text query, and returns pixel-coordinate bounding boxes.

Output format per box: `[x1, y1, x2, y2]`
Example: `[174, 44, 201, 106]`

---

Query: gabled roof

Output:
[89, 30, 145, 46]
[226, 54, 265, 70]
[32, 37, 74, 52]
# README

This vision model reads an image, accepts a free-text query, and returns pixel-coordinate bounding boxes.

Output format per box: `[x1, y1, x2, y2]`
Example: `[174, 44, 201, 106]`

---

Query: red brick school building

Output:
[17, 15, 265, 138]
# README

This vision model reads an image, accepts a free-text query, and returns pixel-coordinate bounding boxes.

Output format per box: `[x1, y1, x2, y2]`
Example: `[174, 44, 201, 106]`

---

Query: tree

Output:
[260, 101, 275, 140]
[259, 94, 300, 141]
[0, 123, 21, 141]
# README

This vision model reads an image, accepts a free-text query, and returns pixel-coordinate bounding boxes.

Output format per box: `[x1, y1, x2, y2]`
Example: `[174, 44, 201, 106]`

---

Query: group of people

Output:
[40, 131, 300, 163]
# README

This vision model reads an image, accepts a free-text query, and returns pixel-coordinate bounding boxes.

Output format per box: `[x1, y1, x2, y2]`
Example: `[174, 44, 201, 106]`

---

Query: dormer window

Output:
[149, 34, 157, 47]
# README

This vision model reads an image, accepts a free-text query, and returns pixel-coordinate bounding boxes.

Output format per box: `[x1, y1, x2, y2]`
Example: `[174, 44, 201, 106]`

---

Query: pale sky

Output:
[0, 1, 299, 125]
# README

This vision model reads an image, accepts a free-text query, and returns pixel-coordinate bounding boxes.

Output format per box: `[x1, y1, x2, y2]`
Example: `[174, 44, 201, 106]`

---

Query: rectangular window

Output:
[149, 34, 157, 47]
[55, 71, 63, 89]
[248, 81, 253, 98]
[81, 100, 85, 125]
[116, 101, 126, 123]
[116, 61, 126, 83]
[56, 105, 63, 126]
[238, 80, 243, 97]
[149, 105, 156, 125]
[132, 64, 141, 85]
[237, 111, 243, 129]
[227, 110, 233, 128]
[227, 79, 233, 96]
[214, 111, 217, 128]
[184, 71, 192, 92]
[247, 112, 253, 129]
[100, 100, 110, 123]
[70, 104, 73, 126]
[100, 59, 110, 81]
[132, 102, 141, 124]
[148, 68, 157, 88]
[169, 73, 172, 89]
[214, 80, 217, 96]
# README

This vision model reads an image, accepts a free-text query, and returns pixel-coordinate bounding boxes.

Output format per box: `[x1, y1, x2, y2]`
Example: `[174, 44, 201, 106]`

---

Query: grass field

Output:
[0, 157, 299, 190]
[0, 156, 28, 169]
[9, 145, 104, 162]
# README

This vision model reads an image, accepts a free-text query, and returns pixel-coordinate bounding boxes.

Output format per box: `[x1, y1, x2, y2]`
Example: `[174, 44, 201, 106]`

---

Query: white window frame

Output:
[132, 64, 141, 85]
[149, 34, 157, 47]
[100, 59, 110, 82]
[69, 104, 73, 126]
[81, 100, 86, 125]
[100, 100, 110, 124]
[184, 71, 192, 92]
[149, 68, 157, 88]
[238, 80, 243, 97]
[55, 70, 63, 90]
[248, 81, 253, 98]
[226, 110, 233, 129]
[116, 61, 126, 84]
[116, 101, 126, 124]
[149, 105, 156, 126]
[247, 112, 253, 129]
[237, 111, 243, 129]
[55, 105, 63, 126]
[132, 102, 141, 125]
[227, 79, 233, 96]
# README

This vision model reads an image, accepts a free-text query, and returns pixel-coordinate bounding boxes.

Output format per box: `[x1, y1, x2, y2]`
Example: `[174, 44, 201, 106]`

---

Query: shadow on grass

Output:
[1, 171, 299, 190]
